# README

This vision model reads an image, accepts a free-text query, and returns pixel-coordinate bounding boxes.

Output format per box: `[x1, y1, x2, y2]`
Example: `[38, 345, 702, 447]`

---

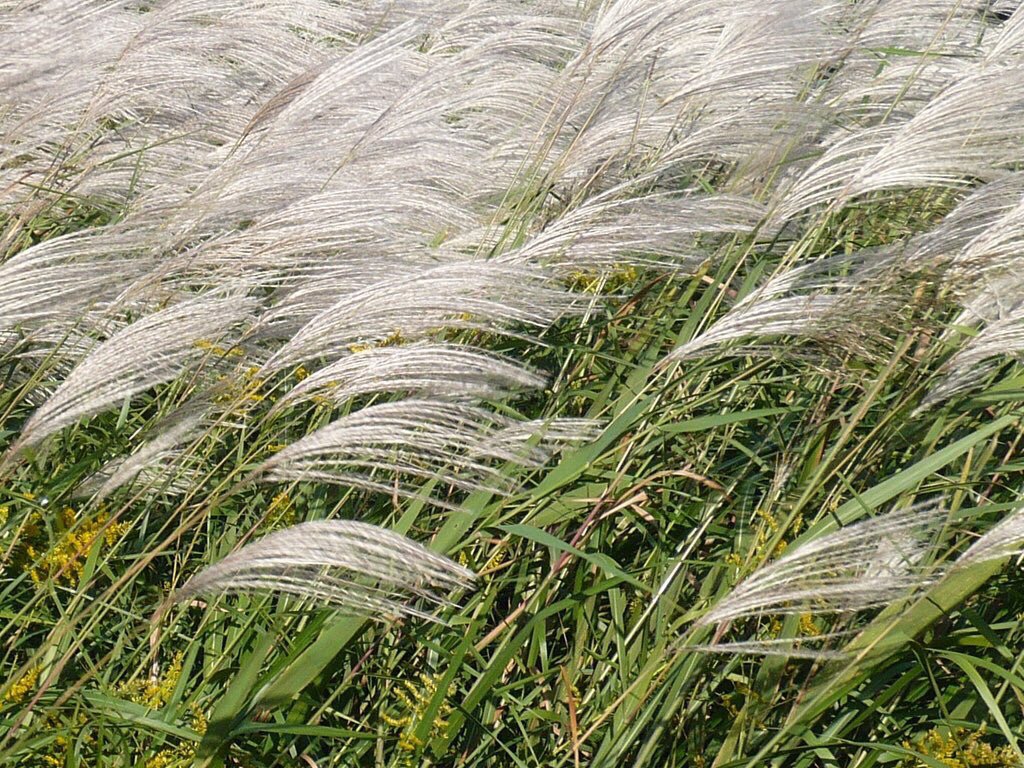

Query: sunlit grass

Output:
[3, 2, 1024, 767]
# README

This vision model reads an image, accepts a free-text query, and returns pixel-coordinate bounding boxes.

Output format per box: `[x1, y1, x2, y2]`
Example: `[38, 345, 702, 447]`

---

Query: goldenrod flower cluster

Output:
[145, 705, 208, 768]
[724, 511, 822, 641]
[3, 665, 39, 704]
[194, 338, 244, 358]
[381, 673, 454, 757]
[347, 329, 406, 354]
[33, 713, 94, 767]
[798, 613, 821, 637]
[725, 509, 803, 574]
[117, 652, 184, 710]
[753, 508, 796, 560]
[24, 507, 130, 585]
[903, 727, 1020, 768]
[567, 264, 639, 294]
[259, 491, 297, 532]
[213, 364, 265, 407]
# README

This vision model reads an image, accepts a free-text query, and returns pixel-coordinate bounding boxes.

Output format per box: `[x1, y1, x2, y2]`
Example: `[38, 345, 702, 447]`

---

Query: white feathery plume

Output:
[174, 520, 475, 623]
[900, 176, 1024, 406]
[811, 0, 999, 123]
[471, 418, 600, 465]
[0, 228, 157, 334]
[957, 272, 1024, 328]
[665, 250, 900, 363]
[851, 0, 997, 54]
[957, 504, 1024, 568]
[985, 3, 1024, 60]
[533, 0, 838, 192]
[899, 177, 1024, 409]
[256, 400, 595, 501]
[659, 4, 836, 100]
[906, 174, 1024, 276]
[925, 184, 1024, 296]
[688, 635, 851, 659]
[155, 27, 507, 242]
[74, 404, 211, 500]
[0, 0, 373, 208]
[270, 343, 546, 414]
[260, 263, 578, 375]
[10, 293, 257, 455]
[502, 189, 766, 273]
[919, 305, 1024, 407]
[182, 182, 477, 284]
[697, 501, 945, 629]
[773, 65, 1024, 221]
[815, 1, 1021, 127]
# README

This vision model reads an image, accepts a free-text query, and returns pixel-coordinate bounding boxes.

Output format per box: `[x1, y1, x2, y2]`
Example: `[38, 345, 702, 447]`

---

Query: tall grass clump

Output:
[3, 1, 1024, 765]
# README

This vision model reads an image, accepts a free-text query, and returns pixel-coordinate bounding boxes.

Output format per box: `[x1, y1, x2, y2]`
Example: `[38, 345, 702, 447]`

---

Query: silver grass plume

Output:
[0, 228, 157, 334]
[10, 293, 257, 455]
[957, 504, 1024, 568]
[174, 520, 475, 623]
[774, 64, 1024, 222]
[74, 404, 211, 500]
[696, 500, 945, 630]
[269, 343, 546, 414]
[256, 400, 597, 502]
[913, 179, 1024, 406]
[906, 174, 1024, 278]
[502, 189, 766, 273]
[259, 263, 579, 375]
[687, 635, 851, 659]
[665, 250, 902, 363]
[919, 308, 1024, 407]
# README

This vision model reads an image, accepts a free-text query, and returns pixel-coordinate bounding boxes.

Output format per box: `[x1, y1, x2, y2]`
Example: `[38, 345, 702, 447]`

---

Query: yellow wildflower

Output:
[3, 665, 39, 704]
[382, 673, 454, 757]
[263, 492, 296, 530]
[27, 509, 131, 585]
[213, 364, 265, 408]
[482, 542, 509, 571]
[379, 329, 405, 347]
[798, 613, 821, 637]
[902, 726, 1020, 768]
[566, 264, 639, 294]
[146, 705, 207, 768]
[117, 652, 184, 710]
[194, 338, 243, 357]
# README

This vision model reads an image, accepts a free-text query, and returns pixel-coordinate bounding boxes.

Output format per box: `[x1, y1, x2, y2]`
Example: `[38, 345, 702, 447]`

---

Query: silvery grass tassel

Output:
[957, 503, 1024, 568]
[696, 500, 945, 653]
[255, 399, 598, 503]
[664, 250, 901, 364]
[268, 342, 547, 415]
[6, 292, 258, 459]
[74, 404, 212, 501]
[174, 520, 475, 623]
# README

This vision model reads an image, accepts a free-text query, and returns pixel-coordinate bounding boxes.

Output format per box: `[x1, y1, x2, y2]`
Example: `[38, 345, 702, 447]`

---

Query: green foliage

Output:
[3, 198, 1024, 766]
[3, 12, 1024, 765]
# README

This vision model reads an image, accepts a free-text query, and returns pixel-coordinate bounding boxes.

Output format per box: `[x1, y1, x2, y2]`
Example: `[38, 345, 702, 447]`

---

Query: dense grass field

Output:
[4, 1, 1024, 766]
